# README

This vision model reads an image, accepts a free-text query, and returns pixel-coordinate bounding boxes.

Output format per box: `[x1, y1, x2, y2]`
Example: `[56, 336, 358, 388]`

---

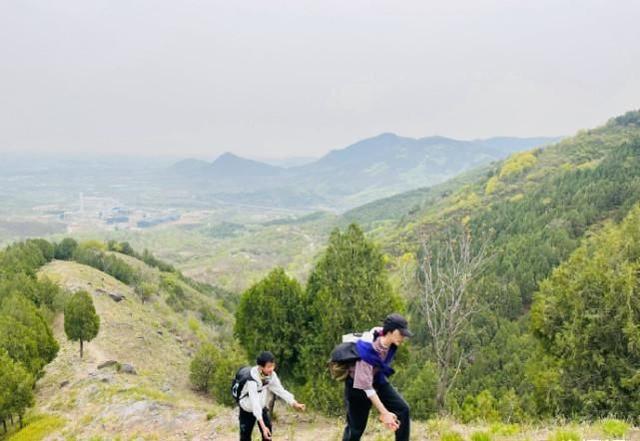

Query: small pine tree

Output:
[234, 267, 307, 380]
[64, 290, 100, 358]
[299, 224, 403, 413]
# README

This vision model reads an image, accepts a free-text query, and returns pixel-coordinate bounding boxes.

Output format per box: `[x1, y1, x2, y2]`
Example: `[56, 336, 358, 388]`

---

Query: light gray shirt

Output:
[238, 366, 296, 421]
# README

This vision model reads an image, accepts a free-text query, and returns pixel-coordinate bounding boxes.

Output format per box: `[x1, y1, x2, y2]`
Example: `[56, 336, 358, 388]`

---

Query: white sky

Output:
[1, 0, 639, 159]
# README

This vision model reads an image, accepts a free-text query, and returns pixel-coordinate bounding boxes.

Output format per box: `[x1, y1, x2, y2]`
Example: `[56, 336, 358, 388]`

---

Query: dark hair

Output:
[256, 351, 276, 367]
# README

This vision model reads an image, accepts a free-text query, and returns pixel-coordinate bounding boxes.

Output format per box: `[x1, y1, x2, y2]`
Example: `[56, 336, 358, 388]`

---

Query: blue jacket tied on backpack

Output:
[355, 336, 397, 385]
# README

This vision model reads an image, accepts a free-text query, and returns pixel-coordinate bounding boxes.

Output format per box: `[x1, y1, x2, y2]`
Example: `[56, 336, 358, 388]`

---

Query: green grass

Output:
[488, 423, 521, 436]
[441, 431, 465, 441]
[600, 419, 630, 438]
[96, 385, 172, 403]
[6, 415, 66, 441]
[426, 417, 454, 435]
[471, 431, 493, 441]
[548, 429, 581, 441]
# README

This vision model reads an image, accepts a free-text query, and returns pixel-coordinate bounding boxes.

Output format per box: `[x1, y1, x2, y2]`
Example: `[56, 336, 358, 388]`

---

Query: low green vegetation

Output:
[470, 431, 492, 441]
[5, 415, 66, 441]
[548, 429, 582, 441]
[441, 431, 465, 441]
[189, 342, 245, 407]
[599, 419, 630, 438]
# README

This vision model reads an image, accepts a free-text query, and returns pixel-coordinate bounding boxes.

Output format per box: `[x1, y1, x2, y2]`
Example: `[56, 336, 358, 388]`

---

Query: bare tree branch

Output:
[414, 225, 491, 411]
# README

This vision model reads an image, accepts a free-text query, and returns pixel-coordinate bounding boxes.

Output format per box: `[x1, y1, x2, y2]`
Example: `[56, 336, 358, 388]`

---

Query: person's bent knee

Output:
[397, 401, 410, 419]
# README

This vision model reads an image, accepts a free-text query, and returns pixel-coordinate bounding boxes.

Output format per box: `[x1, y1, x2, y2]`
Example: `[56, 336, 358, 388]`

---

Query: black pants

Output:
[239, 407, 272, 441]
[342, 377, 410, 441]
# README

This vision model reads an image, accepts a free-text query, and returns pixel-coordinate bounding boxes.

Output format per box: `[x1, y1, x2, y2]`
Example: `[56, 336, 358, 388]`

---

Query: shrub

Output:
[471, 432, 493, 441]
[189, 342, 246, 407]
[489, 423, 521, 436]
[548, 430, 581, 441]
[441, 431, 465, 441]
[600, 419, 630, 438]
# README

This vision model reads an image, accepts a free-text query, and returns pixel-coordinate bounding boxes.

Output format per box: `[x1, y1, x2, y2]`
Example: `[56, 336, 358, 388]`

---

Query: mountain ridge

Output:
[166, 133, 561, 211]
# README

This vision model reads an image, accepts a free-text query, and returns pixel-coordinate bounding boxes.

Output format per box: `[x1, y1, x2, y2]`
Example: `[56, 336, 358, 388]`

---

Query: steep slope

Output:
[354, 109, 640, 417]
[10, 255, 345, 440]
[473, 136, 561, 155]
[339, 165, 491, 228]
[29, 260, 232, 440]
[370, 110, 640, 256]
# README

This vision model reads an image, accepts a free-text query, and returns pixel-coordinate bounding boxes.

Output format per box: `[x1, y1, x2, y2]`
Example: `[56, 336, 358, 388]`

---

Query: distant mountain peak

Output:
[210, 152, 283, 177]
[417, 135, 458, 143]
[214, 152, 242, 162]
[168, 158, 211, 174]
[373, 132, 399, 139]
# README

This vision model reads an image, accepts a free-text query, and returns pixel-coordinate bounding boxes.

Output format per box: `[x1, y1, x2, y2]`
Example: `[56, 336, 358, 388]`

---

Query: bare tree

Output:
[414, 227, 490, 411]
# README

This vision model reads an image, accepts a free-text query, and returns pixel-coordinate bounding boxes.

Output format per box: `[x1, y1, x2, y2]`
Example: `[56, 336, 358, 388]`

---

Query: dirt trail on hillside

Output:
[34, 261, 361, 440]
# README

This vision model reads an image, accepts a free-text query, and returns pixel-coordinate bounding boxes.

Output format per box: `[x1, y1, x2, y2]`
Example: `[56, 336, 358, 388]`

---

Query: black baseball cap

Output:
[383, 313, 413, 337]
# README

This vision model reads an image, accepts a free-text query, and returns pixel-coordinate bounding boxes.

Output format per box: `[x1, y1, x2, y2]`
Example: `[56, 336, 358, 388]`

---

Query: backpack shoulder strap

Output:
[234, 366, 258, 402]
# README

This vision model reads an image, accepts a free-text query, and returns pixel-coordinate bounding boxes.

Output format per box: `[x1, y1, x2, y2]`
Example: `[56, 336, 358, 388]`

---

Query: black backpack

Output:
[328, 333, 367, 381]
[231, 366, 256, 404]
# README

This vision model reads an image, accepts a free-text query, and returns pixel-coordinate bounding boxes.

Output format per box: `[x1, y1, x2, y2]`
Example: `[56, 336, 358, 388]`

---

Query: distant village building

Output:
[137, 214, 180, 228]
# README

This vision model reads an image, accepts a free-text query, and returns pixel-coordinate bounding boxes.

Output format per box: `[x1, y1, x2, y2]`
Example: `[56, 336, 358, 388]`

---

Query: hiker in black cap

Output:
[342, 313, 413, 441]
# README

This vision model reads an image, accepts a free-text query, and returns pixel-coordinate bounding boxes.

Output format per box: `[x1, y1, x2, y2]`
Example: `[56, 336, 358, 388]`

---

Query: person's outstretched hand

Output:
[293, 401, 306, 411]
[380, 411, 400, 431]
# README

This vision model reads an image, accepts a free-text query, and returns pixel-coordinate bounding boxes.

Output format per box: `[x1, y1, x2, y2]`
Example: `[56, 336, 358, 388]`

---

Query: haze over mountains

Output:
[168, 133, 561, 211]
[0, 132, 560, 244]
[2, 110, 638, 440]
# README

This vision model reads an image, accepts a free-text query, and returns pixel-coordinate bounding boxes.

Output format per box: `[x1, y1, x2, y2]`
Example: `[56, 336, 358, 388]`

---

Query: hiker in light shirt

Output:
[237, 351, 305, 441]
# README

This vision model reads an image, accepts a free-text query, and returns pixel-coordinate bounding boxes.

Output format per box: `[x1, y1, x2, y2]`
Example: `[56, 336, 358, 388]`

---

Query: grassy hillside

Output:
[34, 260, 222, 440]
[1, 254, 456, 440]
[340, 165, 492, 229]
[10, 258, 640, 439]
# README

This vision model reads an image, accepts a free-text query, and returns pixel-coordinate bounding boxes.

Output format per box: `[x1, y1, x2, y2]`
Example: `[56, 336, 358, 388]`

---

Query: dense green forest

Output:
[227, 110, 640, 422]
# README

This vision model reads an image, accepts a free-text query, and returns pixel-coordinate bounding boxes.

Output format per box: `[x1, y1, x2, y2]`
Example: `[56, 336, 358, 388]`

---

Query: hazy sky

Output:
[1, 1, 639, 159]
